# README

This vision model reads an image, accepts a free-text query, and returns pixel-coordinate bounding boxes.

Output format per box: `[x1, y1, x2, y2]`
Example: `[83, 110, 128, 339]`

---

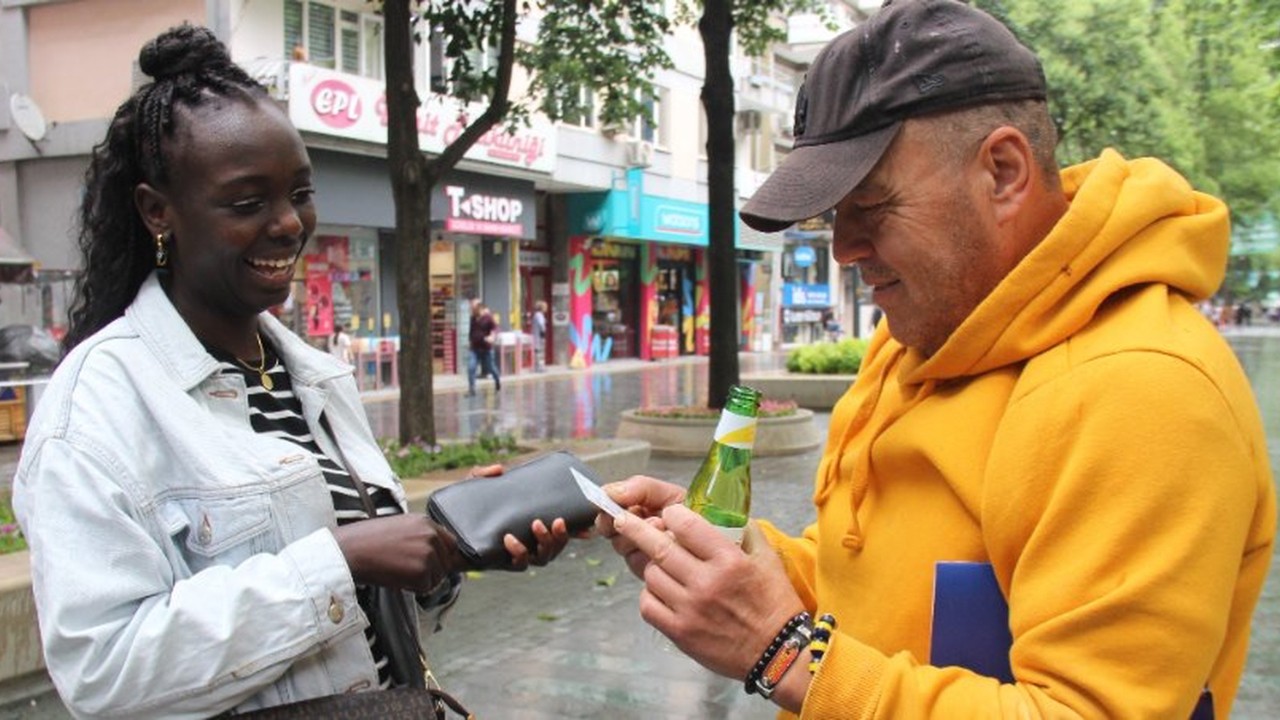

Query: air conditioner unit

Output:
[626, 139, 654, 167]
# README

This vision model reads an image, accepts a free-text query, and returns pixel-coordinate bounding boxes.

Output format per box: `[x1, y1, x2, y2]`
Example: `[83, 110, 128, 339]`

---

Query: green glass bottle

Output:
[684, 385, 763, 542]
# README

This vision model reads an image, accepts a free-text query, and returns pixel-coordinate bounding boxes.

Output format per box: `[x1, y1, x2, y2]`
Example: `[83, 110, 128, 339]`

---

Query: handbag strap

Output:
[317, 414, 474, 720]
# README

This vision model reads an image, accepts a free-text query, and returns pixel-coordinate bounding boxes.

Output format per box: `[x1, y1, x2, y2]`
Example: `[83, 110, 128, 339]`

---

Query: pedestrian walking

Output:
[10, 24, 567, 719]
[329, 322, 353, 365]
[467, 300, 501, 395]
[597, 2, 1274, 718]
[531, 300, 548, 372]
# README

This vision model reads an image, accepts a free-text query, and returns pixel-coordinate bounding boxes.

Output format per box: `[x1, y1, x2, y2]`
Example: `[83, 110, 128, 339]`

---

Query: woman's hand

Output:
[471, 463, 573, 570]
[504, 518, 571, 570]
[334, 514, 463, 593]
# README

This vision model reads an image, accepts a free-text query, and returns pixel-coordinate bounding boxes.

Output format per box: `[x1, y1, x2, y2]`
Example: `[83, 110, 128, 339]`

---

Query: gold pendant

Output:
[261, 372, 274, 391]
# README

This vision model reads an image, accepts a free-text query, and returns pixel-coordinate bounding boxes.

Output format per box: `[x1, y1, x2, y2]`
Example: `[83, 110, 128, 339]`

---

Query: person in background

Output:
[466, 300, 500, 396]
[598, 2, 1275, 718]
[12, 25, 568, 719]
[329, 322, 353, 365]
[531, 300, 548, 372]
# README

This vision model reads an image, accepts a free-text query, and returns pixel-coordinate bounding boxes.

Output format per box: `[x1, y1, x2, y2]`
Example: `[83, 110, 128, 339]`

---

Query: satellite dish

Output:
[9, 93, 48, 143]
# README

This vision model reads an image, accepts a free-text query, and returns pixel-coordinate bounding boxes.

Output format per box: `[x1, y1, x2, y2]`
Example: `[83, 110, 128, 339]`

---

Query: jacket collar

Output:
[125, 273, 351, 393]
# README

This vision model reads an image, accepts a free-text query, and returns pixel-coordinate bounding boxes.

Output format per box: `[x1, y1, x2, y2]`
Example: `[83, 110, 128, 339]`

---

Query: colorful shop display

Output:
[565, 180, 712, 369]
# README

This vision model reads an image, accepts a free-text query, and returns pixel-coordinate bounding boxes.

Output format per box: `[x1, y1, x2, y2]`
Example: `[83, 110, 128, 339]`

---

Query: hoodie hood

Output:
[814, 149, 1230, 531]
[906, 148, 1229, 384]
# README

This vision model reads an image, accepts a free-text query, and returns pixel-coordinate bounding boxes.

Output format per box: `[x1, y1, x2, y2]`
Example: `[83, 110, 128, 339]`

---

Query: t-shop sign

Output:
[443, 185, 524, 236]
[289, 64, 556, 174]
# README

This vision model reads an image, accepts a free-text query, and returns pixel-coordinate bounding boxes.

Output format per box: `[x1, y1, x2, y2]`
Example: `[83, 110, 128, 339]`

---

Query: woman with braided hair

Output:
[12, 24, 568, 718]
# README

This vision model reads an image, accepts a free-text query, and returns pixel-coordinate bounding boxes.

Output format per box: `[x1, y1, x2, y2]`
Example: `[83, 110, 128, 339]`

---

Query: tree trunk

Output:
[384, 0, 436, 445]
[700, 0, 740, 409]
[382, 0, 518, 444]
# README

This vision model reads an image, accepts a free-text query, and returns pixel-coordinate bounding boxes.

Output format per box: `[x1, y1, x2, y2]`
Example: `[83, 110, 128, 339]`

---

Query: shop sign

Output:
[442, 185, 525, 236]
[792, 245, 816, 268]
[653, 204, 702, 237]
[520, 249, 551, 268]
[656, 245, 693, 262]
[781, 282, 832, 307]
[431, 170, 537, 238]
[590, 241, 639, 260]
[783, 308, 825, 324]
[289, 64, 556, 173]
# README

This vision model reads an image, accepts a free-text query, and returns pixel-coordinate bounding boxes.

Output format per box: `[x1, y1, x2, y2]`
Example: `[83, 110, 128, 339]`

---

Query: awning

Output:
[0, 228, 35, 283]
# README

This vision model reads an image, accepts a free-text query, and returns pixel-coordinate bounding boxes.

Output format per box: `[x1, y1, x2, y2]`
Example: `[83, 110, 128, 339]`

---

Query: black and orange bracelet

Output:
[745, 611, 813, 699]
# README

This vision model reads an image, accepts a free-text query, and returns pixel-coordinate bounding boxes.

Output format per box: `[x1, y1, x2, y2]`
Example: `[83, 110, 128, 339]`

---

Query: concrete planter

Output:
[616, 408, 822, 457]
[740, 372, 856, 411]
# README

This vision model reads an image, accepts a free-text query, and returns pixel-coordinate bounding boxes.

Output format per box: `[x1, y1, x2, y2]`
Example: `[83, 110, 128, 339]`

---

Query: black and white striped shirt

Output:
[207, 341, 402, 689]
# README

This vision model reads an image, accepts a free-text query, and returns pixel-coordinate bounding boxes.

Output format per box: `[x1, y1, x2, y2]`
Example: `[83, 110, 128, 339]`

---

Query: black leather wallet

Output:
[425, 450, 604, 570]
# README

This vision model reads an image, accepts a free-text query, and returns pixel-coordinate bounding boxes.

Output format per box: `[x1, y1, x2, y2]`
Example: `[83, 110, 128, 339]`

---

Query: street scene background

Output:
[0, 332, 1275, 719]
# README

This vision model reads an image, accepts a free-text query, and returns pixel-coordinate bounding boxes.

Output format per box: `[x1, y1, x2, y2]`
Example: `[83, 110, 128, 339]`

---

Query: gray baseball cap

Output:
[739, 0, 1047, 233]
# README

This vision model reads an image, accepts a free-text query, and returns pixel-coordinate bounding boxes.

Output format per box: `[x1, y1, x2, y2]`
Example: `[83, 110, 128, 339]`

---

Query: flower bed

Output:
[633, 398, 798, 420]
[617, 405, 821, 457]
[0, 493, 26, 555]
[380, 433, 522, 478]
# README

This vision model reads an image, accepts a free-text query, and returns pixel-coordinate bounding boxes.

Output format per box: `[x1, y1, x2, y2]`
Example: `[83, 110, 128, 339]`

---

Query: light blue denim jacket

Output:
[14, 274, 410, 719]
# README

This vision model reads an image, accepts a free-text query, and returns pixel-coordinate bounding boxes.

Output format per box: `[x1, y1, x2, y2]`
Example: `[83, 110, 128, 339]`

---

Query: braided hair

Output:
[64, 23, 267, 354]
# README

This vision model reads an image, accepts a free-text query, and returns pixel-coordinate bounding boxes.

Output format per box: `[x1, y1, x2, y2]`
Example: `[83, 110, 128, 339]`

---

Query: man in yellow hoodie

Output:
[598, 1, 1276, 718]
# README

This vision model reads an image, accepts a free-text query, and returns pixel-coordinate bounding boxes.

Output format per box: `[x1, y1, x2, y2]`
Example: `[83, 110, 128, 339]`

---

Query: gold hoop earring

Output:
[155, 232, 169, 267]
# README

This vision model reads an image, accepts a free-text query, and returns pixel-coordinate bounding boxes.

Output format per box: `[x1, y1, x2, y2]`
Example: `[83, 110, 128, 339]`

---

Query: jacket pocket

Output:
[162, 494, 273, 575]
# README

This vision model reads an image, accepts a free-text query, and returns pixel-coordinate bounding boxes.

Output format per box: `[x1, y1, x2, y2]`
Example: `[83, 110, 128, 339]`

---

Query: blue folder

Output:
[930, 561, 1213, 719]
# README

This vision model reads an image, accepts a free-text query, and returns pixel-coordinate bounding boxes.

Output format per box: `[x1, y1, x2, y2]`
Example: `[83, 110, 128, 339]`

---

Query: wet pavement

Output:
[2, 332, 1279, 718]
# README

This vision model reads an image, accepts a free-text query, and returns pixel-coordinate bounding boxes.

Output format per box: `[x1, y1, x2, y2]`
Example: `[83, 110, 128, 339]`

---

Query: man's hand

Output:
[595, 475, 687, 578]
[611, 503, 808, 697]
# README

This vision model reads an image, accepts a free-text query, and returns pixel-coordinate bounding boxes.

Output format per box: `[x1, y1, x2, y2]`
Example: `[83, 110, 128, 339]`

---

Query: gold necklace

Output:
[235, 333, 274, 390]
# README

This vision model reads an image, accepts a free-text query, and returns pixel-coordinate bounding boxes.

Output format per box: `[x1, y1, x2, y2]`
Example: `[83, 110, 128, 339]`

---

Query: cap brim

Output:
[739, 122, 903, 233]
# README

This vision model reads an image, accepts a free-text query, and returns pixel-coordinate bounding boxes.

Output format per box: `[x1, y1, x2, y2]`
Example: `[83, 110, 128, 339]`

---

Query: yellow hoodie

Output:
[761, 150, 1276, 719]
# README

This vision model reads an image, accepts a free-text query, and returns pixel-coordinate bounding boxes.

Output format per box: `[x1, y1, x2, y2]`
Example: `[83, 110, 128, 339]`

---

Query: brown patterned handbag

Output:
[234, 685, 472, 719]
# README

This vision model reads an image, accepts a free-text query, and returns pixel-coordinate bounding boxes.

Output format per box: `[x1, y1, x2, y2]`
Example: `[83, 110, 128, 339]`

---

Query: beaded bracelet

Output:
[745, 611, 813, 699]
[808, 613, 837, 674]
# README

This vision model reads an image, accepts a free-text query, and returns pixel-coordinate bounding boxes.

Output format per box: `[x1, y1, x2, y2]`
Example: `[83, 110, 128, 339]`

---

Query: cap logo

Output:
[913, 73, 946, 94]
[793, 83, 809, 137]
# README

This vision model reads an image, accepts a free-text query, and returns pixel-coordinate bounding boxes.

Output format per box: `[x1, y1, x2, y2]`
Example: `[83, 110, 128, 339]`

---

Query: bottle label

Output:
[715, 524, 745, 545]
[713, 411, 757, 449]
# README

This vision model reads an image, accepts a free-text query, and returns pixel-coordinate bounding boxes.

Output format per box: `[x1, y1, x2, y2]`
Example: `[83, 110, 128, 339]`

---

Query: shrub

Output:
[0, 492, 26, 555]
[381, 433, 522, 478]
[634, 398, 799, 419]
[786, 337, 868, 375]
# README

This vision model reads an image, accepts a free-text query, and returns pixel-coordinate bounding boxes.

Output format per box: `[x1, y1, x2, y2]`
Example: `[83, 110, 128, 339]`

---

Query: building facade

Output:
[0, 0, 875, 382]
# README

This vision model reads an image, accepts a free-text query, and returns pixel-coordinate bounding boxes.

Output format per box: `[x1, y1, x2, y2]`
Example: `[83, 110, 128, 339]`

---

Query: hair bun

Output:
[138, 23, 235, 81]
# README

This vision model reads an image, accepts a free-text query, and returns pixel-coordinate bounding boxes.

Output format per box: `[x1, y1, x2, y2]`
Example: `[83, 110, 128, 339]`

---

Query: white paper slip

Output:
[571, 467, 625, 518]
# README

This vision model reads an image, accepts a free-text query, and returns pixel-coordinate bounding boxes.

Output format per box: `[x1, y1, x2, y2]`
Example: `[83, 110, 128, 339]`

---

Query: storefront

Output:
[564, 170, 711, 368]
[284, 62, 554, 377]
[429, 173, 538, 374]
[780, 214, 834, 346]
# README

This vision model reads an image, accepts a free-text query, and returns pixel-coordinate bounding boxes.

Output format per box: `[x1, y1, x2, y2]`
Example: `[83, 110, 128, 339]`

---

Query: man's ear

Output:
[134, 183, 171, 238]
[978, 127, 1035, 226]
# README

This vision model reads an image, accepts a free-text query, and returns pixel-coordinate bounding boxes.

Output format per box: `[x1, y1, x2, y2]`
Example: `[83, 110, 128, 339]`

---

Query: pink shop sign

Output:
[289, 64, 556, 174]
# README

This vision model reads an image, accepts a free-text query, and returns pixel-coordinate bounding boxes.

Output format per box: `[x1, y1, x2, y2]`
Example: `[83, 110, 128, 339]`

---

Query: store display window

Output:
[590, 241, 639, 359]
[276, 227, 378, 349]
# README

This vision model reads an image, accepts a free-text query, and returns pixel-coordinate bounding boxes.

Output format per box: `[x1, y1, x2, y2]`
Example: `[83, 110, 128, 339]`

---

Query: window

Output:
[284, 1, 384, 80]
[308, 3, 335, 68]
[562, 85, 596, 128]
[636, 88, 669, 147]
